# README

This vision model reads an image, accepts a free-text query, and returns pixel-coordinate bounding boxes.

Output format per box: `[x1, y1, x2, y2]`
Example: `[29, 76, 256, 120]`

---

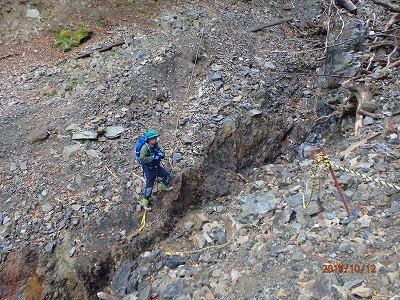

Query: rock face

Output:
[1, 0, 400, 299]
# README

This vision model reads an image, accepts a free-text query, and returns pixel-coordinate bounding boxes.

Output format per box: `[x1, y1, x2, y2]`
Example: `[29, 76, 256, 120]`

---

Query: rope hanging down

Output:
[169, 28, 205, 172]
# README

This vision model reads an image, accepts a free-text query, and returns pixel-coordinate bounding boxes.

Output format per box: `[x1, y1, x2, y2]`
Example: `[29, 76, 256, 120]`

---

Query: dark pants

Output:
[143, 165, 171, 200]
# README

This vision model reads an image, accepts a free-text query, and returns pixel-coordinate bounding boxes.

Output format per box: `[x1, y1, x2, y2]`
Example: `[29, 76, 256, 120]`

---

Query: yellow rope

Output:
[165, 241, 232, 256]
[138, 210, 147, 231]
[304, 157, 321, 209]
[330, 162, 400, 190]
[305, 153, 400, 211]
[164, 223, 265, 256]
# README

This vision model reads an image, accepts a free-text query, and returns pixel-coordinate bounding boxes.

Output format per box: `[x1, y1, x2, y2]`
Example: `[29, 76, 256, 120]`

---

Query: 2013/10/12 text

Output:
[322, 263, 376, 273]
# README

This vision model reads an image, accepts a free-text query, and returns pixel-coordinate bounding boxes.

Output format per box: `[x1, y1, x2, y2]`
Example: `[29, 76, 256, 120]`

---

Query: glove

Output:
[157, 149, 165, 158]
[152, 155, 161, 162]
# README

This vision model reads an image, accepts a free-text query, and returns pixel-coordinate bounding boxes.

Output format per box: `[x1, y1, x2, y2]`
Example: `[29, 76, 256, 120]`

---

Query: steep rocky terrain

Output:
[1, 0, 400, 299]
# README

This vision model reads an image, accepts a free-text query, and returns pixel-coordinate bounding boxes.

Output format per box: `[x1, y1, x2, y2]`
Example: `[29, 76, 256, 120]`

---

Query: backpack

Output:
[135, 137, 148, 164]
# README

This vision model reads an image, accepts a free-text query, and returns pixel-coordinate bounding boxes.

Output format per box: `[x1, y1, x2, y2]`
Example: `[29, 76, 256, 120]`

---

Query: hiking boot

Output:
[141, 198, 152, 211]
[161, 183, 172, 191]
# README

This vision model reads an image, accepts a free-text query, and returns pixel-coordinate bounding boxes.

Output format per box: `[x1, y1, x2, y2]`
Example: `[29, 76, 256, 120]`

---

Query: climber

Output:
[137, 130, 171, 211]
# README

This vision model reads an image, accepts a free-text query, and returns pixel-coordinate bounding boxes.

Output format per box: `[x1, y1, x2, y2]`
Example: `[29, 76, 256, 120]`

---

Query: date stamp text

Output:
[323, 263, 376, 273]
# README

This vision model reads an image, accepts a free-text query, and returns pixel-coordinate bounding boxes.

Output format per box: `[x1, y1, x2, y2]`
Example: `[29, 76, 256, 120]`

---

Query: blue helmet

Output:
[146, 130, 159, 139]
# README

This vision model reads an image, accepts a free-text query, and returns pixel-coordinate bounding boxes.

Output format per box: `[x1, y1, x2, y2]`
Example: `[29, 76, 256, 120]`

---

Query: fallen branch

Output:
[0, 53, 20, 60]
[105, 165, 118, 179]
[76, 41, 125, 59]
[336, 0, 357, 14]
[248, 18, 293, 32]
[357, 109, 383, 119]
[132, 171, 145, 183]
[338, 132, 381, 159]
[366, 41, 399, 48]
[387, 46, 399, 67]
[371, 0, 400, 12]
[373, 57, 400, 79]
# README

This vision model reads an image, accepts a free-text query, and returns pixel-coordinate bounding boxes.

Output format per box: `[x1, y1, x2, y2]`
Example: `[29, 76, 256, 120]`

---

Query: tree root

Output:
[343, 83, 374, 136]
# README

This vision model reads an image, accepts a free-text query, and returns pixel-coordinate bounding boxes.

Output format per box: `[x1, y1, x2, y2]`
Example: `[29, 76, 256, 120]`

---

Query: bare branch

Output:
[76, 41, 125, 59]
[370, 0, 400, 12]
[248, 18, 293, 32]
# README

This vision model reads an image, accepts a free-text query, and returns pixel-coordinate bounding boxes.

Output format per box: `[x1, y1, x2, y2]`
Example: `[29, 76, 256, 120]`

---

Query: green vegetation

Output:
[69, 76, 78, 89]
[65, 72, 90, 91]
[45, 90, 58, 97]
[111, 1, 119, 8]
[98, 19, 108, 28]
[54, 26, 92, 52]
[29, 1, 39, 8]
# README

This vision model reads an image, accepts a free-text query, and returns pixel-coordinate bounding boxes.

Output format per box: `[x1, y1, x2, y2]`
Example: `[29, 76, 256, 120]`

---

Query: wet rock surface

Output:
[1, 0, 400, 299]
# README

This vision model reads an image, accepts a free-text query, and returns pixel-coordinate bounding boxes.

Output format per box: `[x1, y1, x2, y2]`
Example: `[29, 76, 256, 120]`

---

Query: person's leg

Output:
[143, 168, 157, 206]
[157, 166, 171, 190]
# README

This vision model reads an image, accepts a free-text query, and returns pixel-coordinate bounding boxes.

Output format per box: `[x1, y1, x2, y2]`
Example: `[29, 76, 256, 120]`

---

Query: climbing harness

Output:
[307, 147, 400, 216]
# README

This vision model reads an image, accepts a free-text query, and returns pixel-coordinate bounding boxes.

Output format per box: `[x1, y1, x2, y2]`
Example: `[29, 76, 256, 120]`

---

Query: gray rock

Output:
[241, 190, 277, 214]
[104, 126, 125, 138]
[247, 109, 262, 117]
[165, 256, 188, 269]
[350, 286, 373, 298]
[159, 279, 184, 300]
[182, 135, 192, 144]
[72, 131, 98, 140]
[138, 280, 151, 300]
[285, 194, 321, 215]
[291, 264, 302, 271]
[27, 128, 50, 143]
[363, 116, 374, 125]
[26, 9, 40, 18]
[211, 74, 222, 81]
[69, 246, 76, 257]
[291, 251, 305, 261]
[112, 261, 134, 295]
[300, 274, 332, 298]
[173, 152, 183, 163]
[360, 101, 378, 112]
[243, 103, 253, 110]
[343, 278, 363, 289]
[44, 242, 54, 253]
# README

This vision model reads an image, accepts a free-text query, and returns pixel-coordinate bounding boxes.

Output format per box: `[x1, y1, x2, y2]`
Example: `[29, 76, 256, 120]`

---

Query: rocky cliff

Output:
[1, 0, 400, 299]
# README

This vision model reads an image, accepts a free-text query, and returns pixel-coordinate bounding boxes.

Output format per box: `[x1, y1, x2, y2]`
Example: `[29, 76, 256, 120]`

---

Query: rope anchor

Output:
[309, 148, 351, 217]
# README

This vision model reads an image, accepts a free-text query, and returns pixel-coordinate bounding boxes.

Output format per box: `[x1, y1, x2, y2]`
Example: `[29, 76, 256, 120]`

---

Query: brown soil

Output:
[0, 0, 168, 71]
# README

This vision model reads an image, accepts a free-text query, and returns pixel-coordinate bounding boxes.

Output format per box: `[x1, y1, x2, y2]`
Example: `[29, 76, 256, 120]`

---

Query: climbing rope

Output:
[328, 162, 400, 190]
[303, 159, 321, 210]
[163, 222, 268, 257]
[306, 148, 350, 216]
[165, 241, 232, 256]
[168, 27, 205, 172]
[306, 147, 400, 215]
[138, 210, 147, 231]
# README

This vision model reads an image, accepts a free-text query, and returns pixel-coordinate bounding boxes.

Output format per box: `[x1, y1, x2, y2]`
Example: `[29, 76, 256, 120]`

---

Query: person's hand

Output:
[152, 155, 160, 162]
[157, 149, 165, 158]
